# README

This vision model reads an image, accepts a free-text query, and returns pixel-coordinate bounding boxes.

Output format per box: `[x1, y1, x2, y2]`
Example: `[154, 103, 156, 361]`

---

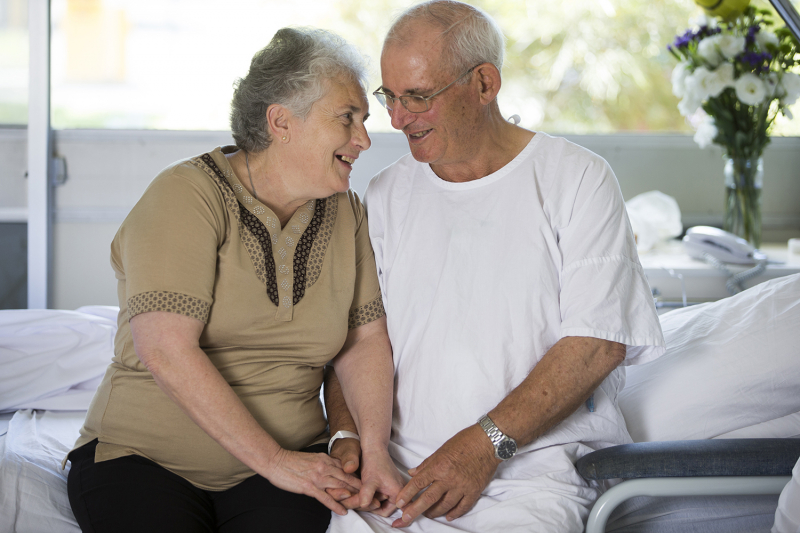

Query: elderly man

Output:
[326, 1, 665, 531]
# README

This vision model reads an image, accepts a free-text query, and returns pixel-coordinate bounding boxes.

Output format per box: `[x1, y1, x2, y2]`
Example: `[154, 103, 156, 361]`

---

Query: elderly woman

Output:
[65, 28, 400, 533]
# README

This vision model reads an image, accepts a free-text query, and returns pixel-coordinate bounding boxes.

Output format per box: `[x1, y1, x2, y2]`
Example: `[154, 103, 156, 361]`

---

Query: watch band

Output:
[478, 414, 518, 460]
[328, 430, 360, 455]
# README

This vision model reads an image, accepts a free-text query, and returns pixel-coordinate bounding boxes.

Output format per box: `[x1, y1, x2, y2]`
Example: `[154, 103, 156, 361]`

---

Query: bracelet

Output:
[328, 430, 360, 455]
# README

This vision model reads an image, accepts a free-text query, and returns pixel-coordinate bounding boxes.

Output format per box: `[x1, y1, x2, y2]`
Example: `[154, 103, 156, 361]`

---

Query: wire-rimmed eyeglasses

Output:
[373, 65, 479, 113]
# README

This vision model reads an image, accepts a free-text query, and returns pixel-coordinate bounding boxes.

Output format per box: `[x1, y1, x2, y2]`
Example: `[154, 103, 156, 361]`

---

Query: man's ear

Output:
[473, 63, 501, 106]
[266, 103, 292, 142]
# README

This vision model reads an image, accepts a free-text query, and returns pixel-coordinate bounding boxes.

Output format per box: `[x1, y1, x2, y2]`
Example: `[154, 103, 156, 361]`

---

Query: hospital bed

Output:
[1, 275, 799, 533]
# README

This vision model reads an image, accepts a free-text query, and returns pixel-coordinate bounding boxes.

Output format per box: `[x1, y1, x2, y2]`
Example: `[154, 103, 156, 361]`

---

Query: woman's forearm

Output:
[130, 311, 362, 515]
[130, 312, 281, 475]
[324, 366, 359, 435]
[330, 316, 394, 453]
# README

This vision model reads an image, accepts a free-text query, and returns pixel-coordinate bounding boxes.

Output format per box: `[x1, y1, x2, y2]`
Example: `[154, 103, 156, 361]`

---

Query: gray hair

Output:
[230, 27, 368, 153]
[385, 0, 505, 80]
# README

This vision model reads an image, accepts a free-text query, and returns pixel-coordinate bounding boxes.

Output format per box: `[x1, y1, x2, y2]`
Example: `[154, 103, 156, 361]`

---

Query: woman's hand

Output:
[358, 446, 405, 517]
[266, 448, 364, 516]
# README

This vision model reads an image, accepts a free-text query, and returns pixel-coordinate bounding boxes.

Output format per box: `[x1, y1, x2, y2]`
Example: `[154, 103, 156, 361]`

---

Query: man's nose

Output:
[389, 102, 415, 131]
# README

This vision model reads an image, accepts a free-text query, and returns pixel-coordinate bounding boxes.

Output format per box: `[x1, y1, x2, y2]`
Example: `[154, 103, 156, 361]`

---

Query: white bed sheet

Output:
[0, 288, 797, 533]
[0, 409, 83, 533]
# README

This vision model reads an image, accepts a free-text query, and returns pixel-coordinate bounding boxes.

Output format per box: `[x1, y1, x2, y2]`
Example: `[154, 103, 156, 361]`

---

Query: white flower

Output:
[686, 66, 731, 101]
[765, 72, 782, 98]
[717, 35, 746, 59]
[756, 30, 780, 50]
[706, 63, 734, 97]
[778, 72, 800, 106]
[690, 13, 716, 29]
[678, 93, 703, 117]
[698, 35, 723, 67]
[671, 62, 691, 98]
[679, 71, 705, 116]
[693, 115, 718, 149]
[735, 73, 768, 105]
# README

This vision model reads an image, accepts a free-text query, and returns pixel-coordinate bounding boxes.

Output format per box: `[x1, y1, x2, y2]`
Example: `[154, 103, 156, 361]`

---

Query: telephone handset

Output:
[682, 226, 768, 264]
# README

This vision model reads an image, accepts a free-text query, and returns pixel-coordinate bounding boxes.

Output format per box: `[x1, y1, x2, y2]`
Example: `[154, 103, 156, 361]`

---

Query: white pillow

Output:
[0, 309, 118, 412]
[619, 273, 800, 442]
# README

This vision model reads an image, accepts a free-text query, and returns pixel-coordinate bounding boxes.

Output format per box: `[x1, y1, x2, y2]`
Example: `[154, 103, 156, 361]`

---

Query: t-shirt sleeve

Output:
[111, 166, 225, 324]
[551, 152, 665, 365]
[346, 190, 385, 329]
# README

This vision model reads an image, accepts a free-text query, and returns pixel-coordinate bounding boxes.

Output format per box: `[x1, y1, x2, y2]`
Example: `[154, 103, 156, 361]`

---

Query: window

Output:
[49, 0, 798, 135]
[0, 0, 28, 126]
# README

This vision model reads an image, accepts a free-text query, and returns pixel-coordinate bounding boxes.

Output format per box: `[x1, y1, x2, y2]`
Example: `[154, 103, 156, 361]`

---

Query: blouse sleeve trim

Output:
[128, 290, 211, 323]
[348, 294, 385, 329]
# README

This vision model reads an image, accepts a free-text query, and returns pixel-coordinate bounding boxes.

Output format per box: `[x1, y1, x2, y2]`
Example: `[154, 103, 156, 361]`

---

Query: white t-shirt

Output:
[329, 133, 665, 532]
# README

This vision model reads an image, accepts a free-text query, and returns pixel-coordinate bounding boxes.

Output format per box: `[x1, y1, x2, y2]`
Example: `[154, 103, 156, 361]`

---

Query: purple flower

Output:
[739, 51, 773, 73]
[746, 25, 760, 46]
[670, 26, 722, 51]
[672, 29, 697, 49]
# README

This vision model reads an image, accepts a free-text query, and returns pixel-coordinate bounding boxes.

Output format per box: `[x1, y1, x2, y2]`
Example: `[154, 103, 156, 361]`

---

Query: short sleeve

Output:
[552, 153, 665, 365]
[111, 165, 226, 323]
[346, 190, 385, 329]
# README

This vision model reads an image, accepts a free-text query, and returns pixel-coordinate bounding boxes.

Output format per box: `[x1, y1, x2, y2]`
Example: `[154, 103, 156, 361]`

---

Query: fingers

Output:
[324, 456, 363, 491]
[394, 468, 432, 510]
[330, 438, 361, 474]
[445, 494, 479, 522]
[326, 487, 353, 502]
[358, 480, 378, 508]
[312, 487, 349, 516]
[373, 498, 397, 518]
[423, 490, 463, 519]
[392, 481, 446, 527]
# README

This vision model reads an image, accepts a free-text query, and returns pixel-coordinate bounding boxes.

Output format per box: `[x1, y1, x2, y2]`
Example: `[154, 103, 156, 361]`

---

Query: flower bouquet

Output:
[668, 2, 800, 246]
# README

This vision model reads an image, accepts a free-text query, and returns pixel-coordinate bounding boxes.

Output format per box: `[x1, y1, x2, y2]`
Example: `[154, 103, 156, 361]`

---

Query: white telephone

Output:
[682, 226, 767, 265]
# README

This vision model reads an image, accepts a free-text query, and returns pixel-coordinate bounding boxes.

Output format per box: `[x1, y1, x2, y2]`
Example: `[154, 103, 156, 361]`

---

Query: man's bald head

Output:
[384, 0, 505, 79]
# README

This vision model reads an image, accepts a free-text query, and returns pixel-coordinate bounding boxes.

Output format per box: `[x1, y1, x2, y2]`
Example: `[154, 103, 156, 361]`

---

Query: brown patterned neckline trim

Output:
[191, 152, 337, 309]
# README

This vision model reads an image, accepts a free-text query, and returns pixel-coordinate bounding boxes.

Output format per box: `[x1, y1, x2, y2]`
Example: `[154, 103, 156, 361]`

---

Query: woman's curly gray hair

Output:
[230, 27, 368, 153]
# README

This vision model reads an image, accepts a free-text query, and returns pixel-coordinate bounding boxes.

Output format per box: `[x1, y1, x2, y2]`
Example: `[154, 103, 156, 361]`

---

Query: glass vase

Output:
[723, 156, 763, 248]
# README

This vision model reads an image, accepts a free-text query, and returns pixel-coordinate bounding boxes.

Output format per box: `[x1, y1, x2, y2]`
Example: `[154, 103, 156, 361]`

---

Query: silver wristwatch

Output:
[478, 414, 518, 460]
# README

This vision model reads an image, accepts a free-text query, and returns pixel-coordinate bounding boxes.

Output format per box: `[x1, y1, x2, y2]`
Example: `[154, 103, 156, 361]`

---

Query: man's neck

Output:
[430, 118, 535, 183]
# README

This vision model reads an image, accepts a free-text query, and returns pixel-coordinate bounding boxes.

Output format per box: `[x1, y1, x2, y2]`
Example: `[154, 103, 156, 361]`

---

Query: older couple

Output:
[66, 2, 664, 533]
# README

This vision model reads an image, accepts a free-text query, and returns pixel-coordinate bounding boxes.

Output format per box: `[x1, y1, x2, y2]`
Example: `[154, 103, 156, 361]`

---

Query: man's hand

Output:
[392, 425, 500, 527]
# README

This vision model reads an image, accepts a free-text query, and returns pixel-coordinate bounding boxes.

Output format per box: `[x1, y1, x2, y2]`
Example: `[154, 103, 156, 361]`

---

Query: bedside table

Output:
[639, 240, 800, 304]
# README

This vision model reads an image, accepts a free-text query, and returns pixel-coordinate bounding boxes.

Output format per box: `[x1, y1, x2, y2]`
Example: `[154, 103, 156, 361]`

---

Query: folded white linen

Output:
[620, 273, 800, 442]
[772, 456, 800, 533]
[0, 409, 84, 533]
[714, 411, 800, 440]
[0, 308, 117, 412]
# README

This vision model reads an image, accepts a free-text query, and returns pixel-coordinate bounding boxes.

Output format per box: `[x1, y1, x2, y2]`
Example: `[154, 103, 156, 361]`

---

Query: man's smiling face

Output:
[379, 24, 483, 167]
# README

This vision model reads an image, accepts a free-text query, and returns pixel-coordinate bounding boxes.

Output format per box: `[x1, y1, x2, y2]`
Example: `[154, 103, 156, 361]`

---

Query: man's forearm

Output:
[488, 336, 626, 447]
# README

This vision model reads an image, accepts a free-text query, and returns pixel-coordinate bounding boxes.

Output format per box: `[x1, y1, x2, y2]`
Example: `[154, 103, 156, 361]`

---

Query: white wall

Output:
[1, 128, 799, 309]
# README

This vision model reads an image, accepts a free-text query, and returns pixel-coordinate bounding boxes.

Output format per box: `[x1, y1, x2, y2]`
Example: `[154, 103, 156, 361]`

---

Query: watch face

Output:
[497, 439, 517, 460]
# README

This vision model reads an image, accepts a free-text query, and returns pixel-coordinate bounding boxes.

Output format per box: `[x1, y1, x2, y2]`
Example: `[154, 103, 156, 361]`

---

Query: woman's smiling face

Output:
[288, 77, 371, 197]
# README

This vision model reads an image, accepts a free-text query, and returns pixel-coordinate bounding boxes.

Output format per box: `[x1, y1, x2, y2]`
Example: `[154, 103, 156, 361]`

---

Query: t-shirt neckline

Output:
[422, 132, 543, 190]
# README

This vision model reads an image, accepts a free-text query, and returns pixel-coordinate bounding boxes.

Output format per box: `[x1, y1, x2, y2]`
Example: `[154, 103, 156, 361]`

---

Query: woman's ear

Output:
[473, 63, 501, 106]
[266, 103, 291, 143]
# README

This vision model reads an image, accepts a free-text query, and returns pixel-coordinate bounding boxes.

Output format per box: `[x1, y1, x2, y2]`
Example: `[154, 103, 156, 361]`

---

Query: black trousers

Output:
[67, 440, 331, 533]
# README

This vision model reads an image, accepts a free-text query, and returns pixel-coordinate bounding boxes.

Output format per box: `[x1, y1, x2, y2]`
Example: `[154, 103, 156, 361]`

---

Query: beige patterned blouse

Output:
[71, 146, 385, 491]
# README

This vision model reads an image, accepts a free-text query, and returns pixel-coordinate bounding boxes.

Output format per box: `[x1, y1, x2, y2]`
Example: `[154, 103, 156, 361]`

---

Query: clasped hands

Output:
[328, 425, 499, 527]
